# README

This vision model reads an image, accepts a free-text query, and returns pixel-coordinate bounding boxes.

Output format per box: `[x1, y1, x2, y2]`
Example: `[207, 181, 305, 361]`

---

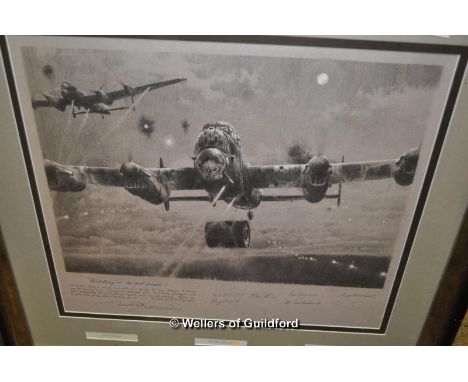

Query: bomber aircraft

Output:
[32, 78, 187, 118]
[44, 121, 420, 248]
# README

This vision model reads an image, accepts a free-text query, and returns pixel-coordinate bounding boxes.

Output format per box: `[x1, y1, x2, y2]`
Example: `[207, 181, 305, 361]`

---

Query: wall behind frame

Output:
[0, 232, 33, 345]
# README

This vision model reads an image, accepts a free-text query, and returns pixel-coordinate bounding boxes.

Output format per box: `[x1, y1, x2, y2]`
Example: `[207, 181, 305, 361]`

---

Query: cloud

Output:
[210, 77, 257, 101]
[287, 143, 312, 164]
[208, 66, 262, 102]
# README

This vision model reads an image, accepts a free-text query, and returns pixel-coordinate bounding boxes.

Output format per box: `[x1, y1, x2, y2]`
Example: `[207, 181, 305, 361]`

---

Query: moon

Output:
[317, 73, 329, 86]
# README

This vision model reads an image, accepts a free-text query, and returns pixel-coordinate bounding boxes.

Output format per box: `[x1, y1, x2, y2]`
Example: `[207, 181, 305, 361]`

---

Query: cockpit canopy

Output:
[61, 81, 74, 90]
[195, 121, 240, 154]
[60, 81, 77, 97]
[202, 122, 240, 142]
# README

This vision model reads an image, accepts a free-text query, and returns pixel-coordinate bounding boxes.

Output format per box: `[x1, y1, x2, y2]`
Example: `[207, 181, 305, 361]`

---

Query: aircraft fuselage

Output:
[193, 122, 261, 210]
[61, 82, 113, 110]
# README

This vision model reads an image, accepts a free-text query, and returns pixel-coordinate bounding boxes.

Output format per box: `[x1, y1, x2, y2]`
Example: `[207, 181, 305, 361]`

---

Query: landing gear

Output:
[247, 210, 254, 220]
[205, 220, 251, 248]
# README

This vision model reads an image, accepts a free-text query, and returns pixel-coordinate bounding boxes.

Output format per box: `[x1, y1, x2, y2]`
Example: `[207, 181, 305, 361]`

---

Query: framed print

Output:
[1, 36, 467, 345]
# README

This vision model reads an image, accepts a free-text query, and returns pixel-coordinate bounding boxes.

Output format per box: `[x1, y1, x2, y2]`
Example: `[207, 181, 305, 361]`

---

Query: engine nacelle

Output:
[120, 162, 169, 206]
[393, 147, 420, 186]
[94, 89, 111, 105]
[249, 188, 263, 208]
[235, 188, 263, 209]
[302, 155, 331, 203]
[44, 160, 86, 192]
[42, 95, 67, 111]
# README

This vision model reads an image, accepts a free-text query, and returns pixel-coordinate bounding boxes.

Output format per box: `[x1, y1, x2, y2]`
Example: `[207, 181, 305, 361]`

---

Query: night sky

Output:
[22, 44, 444, 170]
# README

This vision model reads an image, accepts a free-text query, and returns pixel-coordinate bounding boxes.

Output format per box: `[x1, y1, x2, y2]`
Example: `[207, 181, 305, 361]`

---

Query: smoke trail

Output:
[219, 196, 238, 219]
[171, 186, 229, 254]
[81, 87, 152, 163]
[57, 99, 75, 162]
[66, 108, 89, 163]
[114, 87, 150, 128]
[76, 108, 90, 135]
[211, 185, 226, 207]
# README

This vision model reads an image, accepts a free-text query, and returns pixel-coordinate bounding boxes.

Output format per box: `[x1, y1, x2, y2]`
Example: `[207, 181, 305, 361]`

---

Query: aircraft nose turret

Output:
[195, 148, 226, 182]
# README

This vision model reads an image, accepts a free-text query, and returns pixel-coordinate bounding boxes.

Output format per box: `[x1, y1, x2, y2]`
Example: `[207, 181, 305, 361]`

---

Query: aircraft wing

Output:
[247, 164, 305, 188]
[72, 106, 130, 116]
[44, 160, 123, 191]
[107, 78, 187, 101]
[260, 194, 340, 201]
[329, 159, 397, 184]
[169, 195, 211, 202]
[31, 95, 67, 112]
[44, 160, 203, 192]
[155, 167, 203, 191]
[248, 148, 419, 189]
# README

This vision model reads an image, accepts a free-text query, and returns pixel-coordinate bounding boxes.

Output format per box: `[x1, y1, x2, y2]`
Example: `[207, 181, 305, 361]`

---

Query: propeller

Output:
[337, 155, 344, 207]
[159, 157, 170, 211]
